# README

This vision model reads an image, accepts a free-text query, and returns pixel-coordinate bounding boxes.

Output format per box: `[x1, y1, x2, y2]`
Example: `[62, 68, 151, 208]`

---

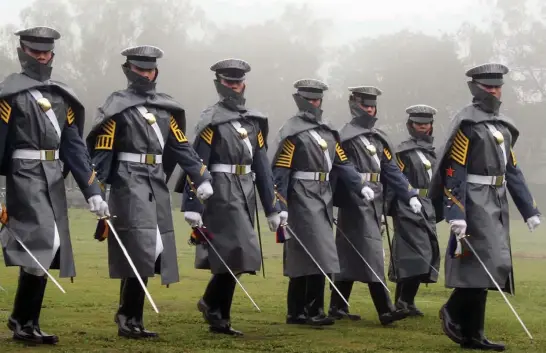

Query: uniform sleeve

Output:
[166, 116, 211, 187]
[252, 129, 281, 216]
[181, 125, 214, 214]
[0, 99, 12, 167]
[506, 148, 540, 220]
[331, 142, 365, 195]
[91, 117, 116, 197]
[60, 108, 102, 200]
[380, 146, 417, 203]
[271, 137, 295, 212]
[443, 125, 470, 222]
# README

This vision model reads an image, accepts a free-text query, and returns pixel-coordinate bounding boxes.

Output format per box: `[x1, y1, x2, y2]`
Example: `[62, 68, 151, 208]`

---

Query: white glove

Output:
[526, 215, 541, 232]
[196, 181, 213, 201]
[267, 213, 281, 232]
[361, 186, 374, 201]
[87, 195, 110, 218]
[449, 219, 467, 236]
[279, 211, 288, 225]
[409, 196, 422, 214]
[184, 211, 203, 228]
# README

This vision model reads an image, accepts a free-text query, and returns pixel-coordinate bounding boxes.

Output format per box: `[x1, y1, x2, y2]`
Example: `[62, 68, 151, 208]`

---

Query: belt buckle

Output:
[419, 189, 428, 197]
[371, 173, 379, 182]
[144, 154, 155, 165]
[494, 175, 504, 186]
[43, 150, 55, 161]
[235, 165, 246, 175]
[318, 172, 327, 181]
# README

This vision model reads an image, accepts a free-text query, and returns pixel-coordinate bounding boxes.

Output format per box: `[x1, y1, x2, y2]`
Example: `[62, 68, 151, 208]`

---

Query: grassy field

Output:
[1, 209, 546, 352]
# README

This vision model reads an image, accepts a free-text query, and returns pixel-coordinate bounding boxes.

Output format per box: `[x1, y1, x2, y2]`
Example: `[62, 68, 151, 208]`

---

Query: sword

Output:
[13, 236, 66, 294]
[283, 224, 350, 307]
[106, 218, 159, 314]
[253, 183, 265, 278]
[193, 227, 261, 312]
[460, 234, 533, 340]
[0, 283, 6, 293]
[333, 218, 390, 293]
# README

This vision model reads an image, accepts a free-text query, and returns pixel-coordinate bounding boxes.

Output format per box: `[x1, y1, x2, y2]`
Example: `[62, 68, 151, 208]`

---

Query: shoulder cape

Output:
[0, 73, 85, 178]
[338, 119, 396, 156]
[429, 103, 519, 221]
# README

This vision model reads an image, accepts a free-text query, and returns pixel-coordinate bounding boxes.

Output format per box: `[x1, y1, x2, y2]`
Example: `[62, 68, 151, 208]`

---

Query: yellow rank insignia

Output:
[276, 139, 295, 168]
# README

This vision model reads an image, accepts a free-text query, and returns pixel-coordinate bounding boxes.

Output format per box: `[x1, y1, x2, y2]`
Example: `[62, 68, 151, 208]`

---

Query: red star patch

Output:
[446, 167, 455, 177]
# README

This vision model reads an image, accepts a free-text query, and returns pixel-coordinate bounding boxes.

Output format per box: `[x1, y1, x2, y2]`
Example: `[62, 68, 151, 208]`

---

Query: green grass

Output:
[1, 209, 546, 352]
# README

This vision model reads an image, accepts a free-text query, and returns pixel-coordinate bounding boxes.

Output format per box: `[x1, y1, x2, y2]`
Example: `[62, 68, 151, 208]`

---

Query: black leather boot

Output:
[328, 281, 361, 321]
[210, 274, 243, 336]
[286, 277, 307, 325]
[198, 275, 223, 326]
[115, 277, 144, 339]
[460, 290, 505, 351]
[368, 282, 409, 326]
[304, 275, 334, 326]
[440, 289, 463, 344]
[133, 278, 158, 338]
[395, 278, 423, 317]
[7, 269, 45, 344]
[32, 276, 59, 344]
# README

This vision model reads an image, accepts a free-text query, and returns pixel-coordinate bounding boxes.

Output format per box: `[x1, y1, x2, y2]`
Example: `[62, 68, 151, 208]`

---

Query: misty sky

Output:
[0, 0, 492, 44]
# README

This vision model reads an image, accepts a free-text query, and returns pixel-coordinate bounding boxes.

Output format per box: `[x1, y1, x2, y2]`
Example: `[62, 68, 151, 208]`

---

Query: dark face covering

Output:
[349, 100, 377, 129]
[293, 93, 323, 122]
[468, 81, 502, 115]
[406, 121, 434, 146]
[122, 63, 157, 95]
[214, 79, 246, 112]
[18, 47, 53, 82]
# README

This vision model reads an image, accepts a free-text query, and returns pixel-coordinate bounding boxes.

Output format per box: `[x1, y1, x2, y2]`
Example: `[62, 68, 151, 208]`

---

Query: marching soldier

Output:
[430, 63, 541, 351]
[389, 104, 441, 317]
[272, 79, 373, 327]
[86, 45, 213, 339]
[175, 59, 283, 336]
[0, 26, 109, 344]
[329, 86, 422, 326]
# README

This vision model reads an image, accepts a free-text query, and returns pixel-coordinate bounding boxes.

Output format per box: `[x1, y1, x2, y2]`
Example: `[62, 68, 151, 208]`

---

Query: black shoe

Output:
[328, 307, 361, 321]
[286, 314, 308, 325]
[8, 317, 43, 344]
[460, 337, 505, 351]
[439, 304, 463, 344]
[306, 314, 335, 326]
[209, 320, 243, 336]
[379, 308, 410, 326]
[396, 300, 424, 317]
[115, 314, 143, 339]
[197, 298, 223, 326]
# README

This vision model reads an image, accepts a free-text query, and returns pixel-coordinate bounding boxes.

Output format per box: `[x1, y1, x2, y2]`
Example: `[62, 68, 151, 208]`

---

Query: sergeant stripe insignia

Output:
[396, 155, 405, 171]
[257, 130, 265, 148]
[383, 148, 392, 160]
[450, 129, 469, 165]
[510, 149, 517, 166]
[200, 127, 214, 145]
[444, 187, 464, 211]
[275, 139, 295, 168]
[88, 170, 96, 185]
[0, 99, 12, 124]
[67, 106, 75, 125]
[199, 164, 206, 176]
[170, 116, 188, 143]
[95, 119, 116, 150]
[335, 143, 347, 161]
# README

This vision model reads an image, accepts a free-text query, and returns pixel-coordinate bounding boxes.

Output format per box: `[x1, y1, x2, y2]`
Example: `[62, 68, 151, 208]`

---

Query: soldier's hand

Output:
[409, 196, 422, 214]
[184, 211, 203, 228]
[526, 215, 541, 232]
[449, 219, 467, 236]
[196, 181, 213, 201]
[88, 195, 110, 218]
[267, 213, 281, 232]
[361, 186, 374, 201]
[279, 211, 288, 225]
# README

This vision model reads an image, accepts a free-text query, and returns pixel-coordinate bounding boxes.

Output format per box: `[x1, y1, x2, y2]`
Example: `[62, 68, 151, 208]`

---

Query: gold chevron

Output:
[67, 106, 75, 125]
[396, 154, 405, 171]
[510, 148, 517, 166]
[0, 99, 12, 124]
[170, 116, 188, 143]
[258, 130, 265, 148]
[450, 129, 469, 165]
[200, 126, 214, 145]
[383, 147, 392, 161]
[95, 119, 116, 150]
[275, 139, 295, 168]
[336, 143, 347, 162]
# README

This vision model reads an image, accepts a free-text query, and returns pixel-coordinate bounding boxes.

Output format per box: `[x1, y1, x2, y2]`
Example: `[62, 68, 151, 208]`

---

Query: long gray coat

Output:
[388, 138, 440, 283]
[430, 103, 539, 293]
[0, 69, 99, 278]
[87, 88, 209, 285]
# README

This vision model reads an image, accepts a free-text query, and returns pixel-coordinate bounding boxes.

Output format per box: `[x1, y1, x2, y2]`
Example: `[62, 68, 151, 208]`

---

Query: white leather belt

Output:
[210, 164, 252, 175]
[361, 172, 381, 182]
[467, 174, 505, 186]
[118, 152, 162, 165]
[12, 149, 59, 161]
[293, 171, 330, 181]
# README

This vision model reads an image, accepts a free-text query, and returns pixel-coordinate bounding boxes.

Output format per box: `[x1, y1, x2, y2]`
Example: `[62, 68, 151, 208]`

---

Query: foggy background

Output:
[0, 0, 545, 214]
